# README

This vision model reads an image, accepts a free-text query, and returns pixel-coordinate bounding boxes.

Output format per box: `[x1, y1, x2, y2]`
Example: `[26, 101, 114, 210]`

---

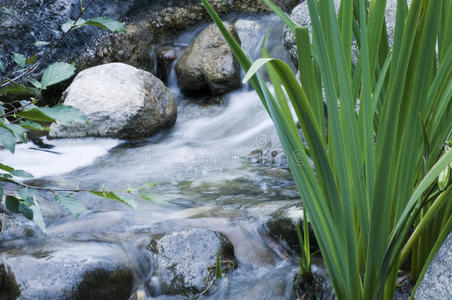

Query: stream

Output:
[0, 14, 331, 300]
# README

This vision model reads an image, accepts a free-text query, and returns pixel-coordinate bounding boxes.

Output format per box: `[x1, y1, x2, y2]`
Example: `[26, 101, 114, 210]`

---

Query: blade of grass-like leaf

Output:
[262, 0, 299, 33]
[358, 0, 374, 233]
[338, 0, 353, 75]
[303, 208, 311, 270]
[389, 0, 408, 80]
[410, 215, 452, 299]
[261, 48, 303, 150]
[311, 1, 365, 295]
[425, 44, 452, 120]
[401, 185, 452, 263]
[392, 0, 441, 220]
[366, 0, 388, 80]
[377, 149, 452, 298]
[367, 1, 424, 297]
[244, 57, 343, 220]
[260, 81, 348, 298]
[438, 0, 452, 63]
[295, 27, 325, 139]
[371, 52, 392, 115]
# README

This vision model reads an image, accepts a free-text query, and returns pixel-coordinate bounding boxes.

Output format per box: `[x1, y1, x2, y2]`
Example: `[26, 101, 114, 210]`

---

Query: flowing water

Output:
[0, 14, 331, 299]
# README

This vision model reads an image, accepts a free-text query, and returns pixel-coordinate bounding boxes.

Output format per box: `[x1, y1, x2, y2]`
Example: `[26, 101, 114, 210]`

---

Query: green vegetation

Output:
[216, 251, 223, 280]
[202, 0, 452, 298]
[0, 2, 133, 231]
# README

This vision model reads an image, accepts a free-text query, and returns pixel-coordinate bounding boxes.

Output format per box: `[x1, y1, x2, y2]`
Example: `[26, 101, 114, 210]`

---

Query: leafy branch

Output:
[0, 0, 131, 232]
[0, 0, 125, 88]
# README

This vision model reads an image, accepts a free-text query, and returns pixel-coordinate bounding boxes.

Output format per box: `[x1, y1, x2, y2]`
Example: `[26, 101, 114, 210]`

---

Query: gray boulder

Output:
[147, 228, 236, 296]
[50, 63, 177, 139]
[175, 23, 242, 95]
[415, 232, 452, 299]
[0, 242, 133, 300]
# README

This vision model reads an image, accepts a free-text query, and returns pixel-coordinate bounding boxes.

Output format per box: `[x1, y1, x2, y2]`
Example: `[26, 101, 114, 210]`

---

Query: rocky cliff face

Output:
[0, 0, 299, 76]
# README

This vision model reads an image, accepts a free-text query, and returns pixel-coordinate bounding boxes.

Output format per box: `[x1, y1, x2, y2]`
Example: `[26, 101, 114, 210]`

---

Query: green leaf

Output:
[26, 54, 37, 65]
[262, 0, 299, 33]
[16, 107, 55, 123]
[40, 62, 76, 89]
[0, 60, 5, 72]
[61, 18, 86, 33]
[38, 104, 87, 125]
[34, 41, 50, 47]
[90, 191, 137, 210]
[0, 126, 16, 153]
[31, 203, 46, 233]
[11, 169, 34, 178]
[5, 196, 20, 213]
[85, 17, 126, 34]
[17, 104, 86, 125]
[139, 193, 154, 201]
[18, 188, 37, 204]
[13, 53, 26, 68]
[19, 120, 49, 131]
[216, 252, 222, 280]
[28, 78, 42, 89]
[5, 123, 26, 142]
[54, 194, 86, 218]
[0, 173, 13, 180]
[438, 166, 450, 191]
[0, 84, 40, 97]
[0, 163, 14, 173]
[0, 6, 16, 15]
[18, 203, 33, 220]
[61, 17, 126, 34]
[0, 186, 3, 198]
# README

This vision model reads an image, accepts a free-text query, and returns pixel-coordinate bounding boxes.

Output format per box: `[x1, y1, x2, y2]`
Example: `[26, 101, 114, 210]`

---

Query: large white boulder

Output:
[50, 63, 177, 139]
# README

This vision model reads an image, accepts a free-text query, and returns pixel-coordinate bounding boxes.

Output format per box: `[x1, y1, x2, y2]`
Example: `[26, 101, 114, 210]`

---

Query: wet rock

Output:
[283, 0, 400, 65]
[0, 242, 133, 300]
[0, 212, 43, 243]
[292, 272, 326, 300]
[175, 23, 242, 96]
[0, 0, 298, 77]
[50, 63, 177, 139]
[234, 19, 265, 57]
[156, 47, 179, 85]
[265, 203, 317, 254]
[415, 232, 452, 299]
[248, 149, 287, 167]
[147, 228, 236, 296]
[0, 264, 20, 300]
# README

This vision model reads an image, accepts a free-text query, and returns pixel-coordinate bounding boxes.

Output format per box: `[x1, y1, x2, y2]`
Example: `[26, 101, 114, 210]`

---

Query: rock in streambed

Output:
[147, 228, 236, 297]
[50, 63, 177, 139]
[0, 242, 133, 300]
[175, 23, 242, 96]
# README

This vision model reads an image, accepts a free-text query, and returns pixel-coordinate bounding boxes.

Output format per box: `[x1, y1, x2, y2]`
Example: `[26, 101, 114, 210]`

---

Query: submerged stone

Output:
[0, 242, 133, 300]
[147, 228, 236, 297]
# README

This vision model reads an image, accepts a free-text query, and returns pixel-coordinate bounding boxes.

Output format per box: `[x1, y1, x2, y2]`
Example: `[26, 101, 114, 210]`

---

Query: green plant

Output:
[296, 212, 312, 276]
[202, 0, 452, 298]
[0, 1, 137, 232]
[216, 251, 223, 280]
